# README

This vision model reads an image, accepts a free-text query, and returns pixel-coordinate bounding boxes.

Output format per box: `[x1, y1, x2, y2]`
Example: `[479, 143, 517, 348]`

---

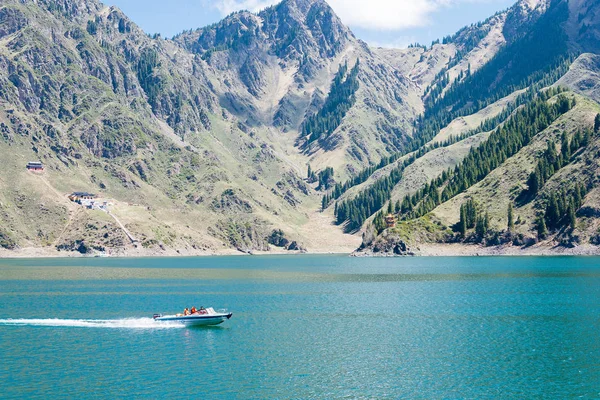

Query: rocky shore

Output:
[353, 242, 600, 257]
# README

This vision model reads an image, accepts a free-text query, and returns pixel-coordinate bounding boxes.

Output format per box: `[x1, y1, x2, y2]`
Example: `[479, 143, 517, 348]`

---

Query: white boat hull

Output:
[153, 310, 232, 326]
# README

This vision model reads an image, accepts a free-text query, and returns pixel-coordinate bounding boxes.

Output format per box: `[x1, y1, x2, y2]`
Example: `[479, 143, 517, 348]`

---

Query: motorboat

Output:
[153, 308, 232, 326]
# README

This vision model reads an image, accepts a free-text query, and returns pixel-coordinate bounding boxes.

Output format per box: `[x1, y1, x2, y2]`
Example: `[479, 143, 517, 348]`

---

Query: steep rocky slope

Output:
[174, 0, 422, 173]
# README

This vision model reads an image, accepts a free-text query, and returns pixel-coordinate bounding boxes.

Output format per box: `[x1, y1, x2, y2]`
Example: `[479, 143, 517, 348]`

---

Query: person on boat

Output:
[184, 307, 190, 316]
[199, 306, 206, 314]
[190, 306, 197, 314]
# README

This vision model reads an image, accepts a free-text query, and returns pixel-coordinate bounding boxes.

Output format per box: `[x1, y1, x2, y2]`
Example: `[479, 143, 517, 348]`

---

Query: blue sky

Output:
[106, 0, 516, 48]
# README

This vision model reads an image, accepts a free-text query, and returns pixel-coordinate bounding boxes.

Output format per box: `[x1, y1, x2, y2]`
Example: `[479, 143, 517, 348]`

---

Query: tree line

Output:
[333, 156, 416, 232]
[524, 129, 591, 199]
[537, 183, 589, 237]
[397, 90, 574, 221]
[320, 153, 401, 208]
[136, 48, 162, 108]
[320, 51, 574, 216]
[413, 0, 574, 151]
[301, 61, 360, 145]
[322, 84, 548, 211]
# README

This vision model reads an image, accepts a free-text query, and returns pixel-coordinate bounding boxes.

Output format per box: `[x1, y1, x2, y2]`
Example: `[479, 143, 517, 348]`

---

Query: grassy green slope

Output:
[365, 94, 600, 253]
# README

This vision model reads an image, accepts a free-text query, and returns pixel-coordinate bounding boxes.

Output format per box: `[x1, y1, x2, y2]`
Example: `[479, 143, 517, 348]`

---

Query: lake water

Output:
[1, 255, 599, 399]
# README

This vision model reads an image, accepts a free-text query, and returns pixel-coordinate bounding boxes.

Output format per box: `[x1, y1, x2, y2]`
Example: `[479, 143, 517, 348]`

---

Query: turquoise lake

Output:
[1, 255, 599, 399]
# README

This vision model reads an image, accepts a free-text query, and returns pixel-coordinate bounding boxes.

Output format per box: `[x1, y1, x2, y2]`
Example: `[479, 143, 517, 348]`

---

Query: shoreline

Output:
[0, 246, 350, 259]
[1, 243, 600, 259]
[354, 242, 600, 257]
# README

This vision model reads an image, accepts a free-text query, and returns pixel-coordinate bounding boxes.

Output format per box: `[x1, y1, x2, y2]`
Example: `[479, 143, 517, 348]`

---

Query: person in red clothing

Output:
[190, 306, 197, 314]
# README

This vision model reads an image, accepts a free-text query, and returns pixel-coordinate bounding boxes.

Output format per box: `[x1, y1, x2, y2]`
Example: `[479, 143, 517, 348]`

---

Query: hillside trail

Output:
[37, 174, 77, 212]
[52, 208, 83, 247]
[36, 174, 137, 246]
[106, 210, 138, 244]
[34, 174, 81, 246]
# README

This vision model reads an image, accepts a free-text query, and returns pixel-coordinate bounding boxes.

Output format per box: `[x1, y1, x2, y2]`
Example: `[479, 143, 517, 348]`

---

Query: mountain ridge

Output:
[0, 0, 599, 257]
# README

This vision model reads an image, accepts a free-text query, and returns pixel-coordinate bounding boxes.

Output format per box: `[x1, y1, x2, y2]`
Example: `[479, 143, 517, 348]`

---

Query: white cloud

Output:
[208, 0, 495, 30]
[329, 0, 438, 30]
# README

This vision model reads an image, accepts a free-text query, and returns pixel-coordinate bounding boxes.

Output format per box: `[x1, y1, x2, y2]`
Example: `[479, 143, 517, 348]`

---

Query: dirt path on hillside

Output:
[36, 174, 82, 247]
[37, 175, 76, 211]
[37, 174, 137, 246]
[107, 210, 138, 244]
[52, 208, 82, 246]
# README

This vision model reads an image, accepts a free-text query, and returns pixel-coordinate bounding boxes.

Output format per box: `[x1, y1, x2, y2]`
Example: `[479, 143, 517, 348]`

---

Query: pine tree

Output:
[568, 204, 576, 230]
[546, 141, 557, 165]
[465, 199, 477, 229]
[475, 215, 487, 241]
[87, 19, 97, 35]
[595, 114, 600, 133]
[536, 215, 547, 239]
[527, 170, 540, 196]
[545, 193, 560, 230]
[387, 201, 393, 215]
[507, 203, 514, 232]
[459, 205, 467, 236]
[574, 189, 581, 210]
[317, 167, 334, 191]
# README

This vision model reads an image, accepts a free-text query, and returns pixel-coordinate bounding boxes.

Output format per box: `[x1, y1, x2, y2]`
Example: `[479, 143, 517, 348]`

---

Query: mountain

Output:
[352, 0, 600, 255]
[0, 0, 326, 255]
[173, 0, 420, 172]
[0, 0, 599, 256]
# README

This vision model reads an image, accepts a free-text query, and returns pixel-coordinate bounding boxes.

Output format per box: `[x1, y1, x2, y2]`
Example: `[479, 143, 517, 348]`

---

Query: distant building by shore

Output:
[385, 214, 396, 228]
[26, 161, 44, 171]
[68, 192, 96, 202]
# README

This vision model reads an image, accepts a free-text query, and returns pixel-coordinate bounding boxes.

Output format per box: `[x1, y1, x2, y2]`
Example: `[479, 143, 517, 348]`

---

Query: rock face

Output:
[357, 235, 415, 256]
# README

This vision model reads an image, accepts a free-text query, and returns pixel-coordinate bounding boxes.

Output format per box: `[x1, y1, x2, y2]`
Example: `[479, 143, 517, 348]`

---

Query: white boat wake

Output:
[0, 318, 184, 329]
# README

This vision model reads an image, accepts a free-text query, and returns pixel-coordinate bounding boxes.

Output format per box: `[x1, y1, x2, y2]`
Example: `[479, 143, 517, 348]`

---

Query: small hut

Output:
[26, 161, 44, 171]
[68, 192, 96, 202]
[385, 214, 396, 228]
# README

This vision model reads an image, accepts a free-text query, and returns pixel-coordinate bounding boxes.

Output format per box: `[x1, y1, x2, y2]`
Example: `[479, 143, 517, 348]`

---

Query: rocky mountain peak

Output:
[258, 0, 352, 62]
[174, 0, 352, 80]
[515, 0, 550, 13]
[36, 0, 103, 21]
[278, 0, 328, 16]
[271, 0, 345, 32]
[503, 0, 553, 41]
